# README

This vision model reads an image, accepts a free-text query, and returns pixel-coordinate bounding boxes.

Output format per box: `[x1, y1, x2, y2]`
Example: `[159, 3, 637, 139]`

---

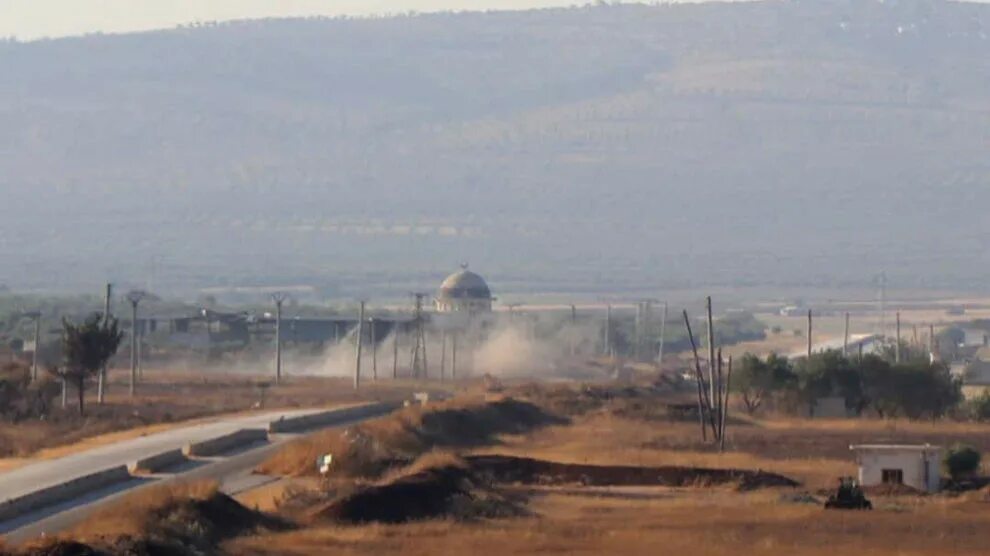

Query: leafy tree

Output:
[944, 445, 981, 481]
[733, 352, 794, 414]
[859, 359, 961, 419]
[56, 313, 123, 416]
[794, 350, 862, 415]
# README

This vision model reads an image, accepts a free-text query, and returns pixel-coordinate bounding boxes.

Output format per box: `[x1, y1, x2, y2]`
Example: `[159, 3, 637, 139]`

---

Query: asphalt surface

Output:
[0, 408, 322, 503]
[0, 405, 389, 545]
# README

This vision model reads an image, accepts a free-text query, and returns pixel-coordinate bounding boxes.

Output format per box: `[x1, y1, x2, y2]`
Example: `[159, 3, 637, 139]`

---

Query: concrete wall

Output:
[128, 449, 186, 474]
[856, 450, 942, 492]
[0, 465, 131, 523]
[183, 429, 268, 457]
[267, 402, 401, 434]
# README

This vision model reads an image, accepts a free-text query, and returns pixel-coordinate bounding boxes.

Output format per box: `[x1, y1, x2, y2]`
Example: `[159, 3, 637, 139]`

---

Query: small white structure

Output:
[850, 444, 943, 493]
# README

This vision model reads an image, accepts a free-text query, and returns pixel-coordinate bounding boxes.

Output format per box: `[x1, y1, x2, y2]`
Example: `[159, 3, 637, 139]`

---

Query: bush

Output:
[0, 361, 60, 420]
[969, 391, 990, 422]
[944, 445, 982, 480]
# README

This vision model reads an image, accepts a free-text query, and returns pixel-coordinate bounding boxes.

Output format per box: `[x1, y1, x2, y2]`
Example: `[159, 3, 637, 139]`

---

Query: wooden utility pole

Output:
[720, 356, 733, 453]
[807, 309, 813, 359]
[271, 292, 288, 385]
[354, 301, 365, 390]
[684, 310, 708, 442]
[895, 312, 901, 363]
[843, 312, 850, 357]
[97, 283, 112, 404]
[706, 297, 716, 408]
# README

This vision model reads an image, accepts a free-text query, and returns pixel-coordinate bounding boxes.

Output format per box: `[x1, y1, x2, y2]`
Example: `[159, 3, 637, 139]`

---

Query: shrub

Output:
[944, 444, 982, 480]
[968, 391, 990, 422]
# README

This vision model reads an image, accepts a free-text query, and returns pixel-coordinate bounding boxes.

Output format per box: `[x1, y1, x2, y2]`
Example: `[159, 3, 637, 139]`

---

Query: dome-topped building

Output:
[435, 264, 494, 313]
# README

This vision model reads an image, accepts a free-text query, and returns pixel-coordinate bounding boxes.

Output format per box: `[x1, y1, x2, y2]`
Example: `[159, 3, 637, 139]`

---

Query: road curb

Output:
[267, 402, 402, 434]
[182, 429, 268, 458]
[127, 449, 187, 474]
[0, 465, 131, 524]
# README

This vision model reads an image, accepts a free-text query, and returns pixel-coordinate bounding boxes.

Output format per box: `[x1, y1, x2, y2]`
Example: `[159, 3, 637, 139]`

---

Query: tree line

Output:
[734, 347, 963, 420]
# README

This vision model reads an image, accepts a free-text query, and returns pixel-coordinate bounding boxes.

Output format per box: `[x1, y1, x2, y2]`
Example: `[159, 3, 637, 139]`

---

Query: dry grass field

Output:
[17, 385, 990, 555]
[226, 389, 990, 555]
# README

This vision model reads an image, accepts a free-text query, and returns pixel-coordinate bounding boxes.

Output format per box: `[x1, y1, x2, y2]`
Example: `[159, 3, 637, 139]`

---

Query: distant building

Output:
[434, 265, 494, 314]
[850, 444, 943, 493]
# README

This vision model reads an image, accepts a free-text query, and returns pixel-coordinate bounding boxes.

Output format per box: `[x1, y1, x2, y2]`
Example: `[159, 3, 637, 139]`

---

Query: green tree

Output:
[794, 350, 861, 415]
[733, 352, 794, 414]
[944, 445, 981, 481]
[58, 313, 123, 416]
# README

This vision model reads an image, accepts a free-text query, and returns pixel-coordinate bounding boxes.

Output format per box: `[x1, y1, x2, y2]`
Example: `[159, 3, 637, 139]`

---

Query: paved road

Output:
[0, 407, 326, 504]
[0, 405, 393, 544]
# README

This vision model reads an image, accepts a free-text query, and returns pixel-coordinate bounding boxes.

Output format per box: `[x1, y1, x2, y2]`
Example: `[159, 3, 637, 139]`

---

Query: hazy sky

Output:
[0, 0, 667, 40]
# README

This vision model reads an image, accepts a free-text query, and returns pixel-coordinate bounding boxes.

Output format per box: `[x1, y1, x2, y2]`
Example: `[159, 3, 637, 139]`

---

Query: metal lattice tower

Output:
[411, 293, 428, 379]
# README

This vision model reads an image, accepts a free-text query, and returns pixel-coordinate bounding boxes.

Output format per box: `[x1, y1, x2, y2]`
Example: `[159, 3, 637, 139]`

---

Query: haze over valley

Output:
[1, 0, 988, 298]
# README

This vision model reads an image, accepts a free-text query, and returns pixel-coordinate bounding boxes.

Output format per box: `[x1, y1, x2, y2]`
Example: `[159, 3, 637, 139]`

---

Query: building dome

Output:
[435, 265, 493, 313]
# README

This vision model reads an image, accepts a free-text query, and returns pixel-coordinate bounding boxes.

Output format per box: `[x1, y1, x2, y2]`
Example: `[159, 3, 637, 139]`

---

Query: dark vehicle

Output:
[824, 477, 873, 510]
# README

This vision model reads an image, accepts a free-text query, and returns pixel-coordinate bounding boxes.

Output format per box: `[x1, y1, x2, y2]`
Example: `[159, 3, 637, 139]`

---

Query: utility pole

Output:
[370, 317, 377, 381]
[98, 283, 112, 404]
[392, 323, 399, 379]
[440, 331, 447, 381]
[604, 304, 612, 357]
[411, 293, 428, 379]
[843, 312, 850, 357]
[706, 297, 716, 411]
[807, 309, 813, 359]
[570, 304, 577, 356]
[878, 271, 887, 339]
[126, 291, 149, 397]
[22, 311, 42, 382]
[657, 302, 668, 367]
[929, 323, 936, 361]
[271, 292, 288, 385]
[895, 311, 902, 364]
[355, 301, 365, 390]
[451, 330, 458, 379]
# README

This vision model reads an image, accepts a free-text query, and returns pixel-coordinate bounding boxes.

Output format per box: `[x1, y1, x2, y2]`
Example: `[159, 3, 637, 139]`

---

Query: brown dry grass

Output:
[60, 480, 222, 542]
[232, 401, 990, 555]
[229, 489, 990, 556]
[257, 396, 560, 479]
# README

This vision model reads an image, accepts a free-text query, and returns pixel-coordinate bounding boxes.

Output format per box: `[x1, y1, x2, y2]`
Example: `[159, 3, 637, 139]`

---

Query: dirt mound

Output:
[260, 398, 566, 479]
[311, 464, 524, 524]
[465, 455, 799, 490]
[18, 541, 101, 556]
[28, 483, 288, 556]
[863, 483, 925, 497]
[509, 383, 682, 421]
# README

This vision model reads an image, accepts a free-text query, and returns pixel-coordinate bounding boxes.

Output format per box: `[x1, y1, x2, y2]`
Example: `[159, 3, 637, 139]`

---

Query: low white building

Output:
[850, 444, 943, 493]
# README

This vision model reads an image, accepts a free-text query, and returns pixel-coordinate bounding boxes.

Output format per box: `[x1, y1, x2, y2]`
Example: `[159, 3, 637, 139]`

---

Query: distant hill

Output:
[1, 0, 988, 297]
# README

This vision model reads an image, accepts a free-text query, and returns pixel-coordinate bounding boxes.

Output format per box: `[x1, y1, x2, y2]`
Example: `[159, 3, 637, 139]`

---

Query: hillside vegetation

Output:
[1, 0, 988, 294]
